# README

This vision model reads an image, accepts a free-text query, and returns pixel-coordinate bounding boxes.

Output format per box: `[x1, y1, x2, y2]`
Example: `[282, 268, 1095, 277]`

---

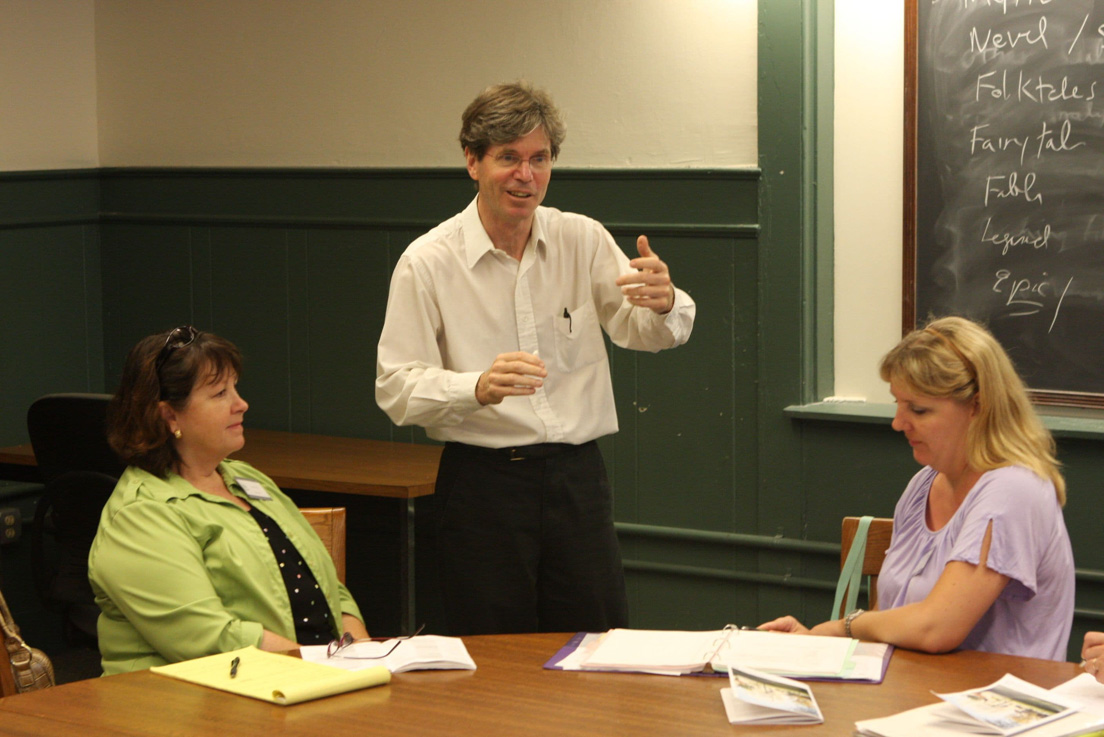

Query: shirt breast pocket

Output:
[553, 300, 607, 372]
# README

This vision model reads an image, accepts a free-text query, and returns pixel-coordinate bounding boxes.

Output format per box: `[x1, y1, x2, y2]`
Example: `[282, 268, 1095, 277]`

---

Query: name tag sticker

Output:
[236, 478, 272, 501]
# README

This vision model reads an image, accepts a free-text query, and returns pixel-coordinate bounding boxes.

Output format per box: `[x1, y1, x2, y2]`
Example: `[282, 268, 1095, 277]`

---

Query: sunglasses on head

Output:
[155, 325, 200, 375]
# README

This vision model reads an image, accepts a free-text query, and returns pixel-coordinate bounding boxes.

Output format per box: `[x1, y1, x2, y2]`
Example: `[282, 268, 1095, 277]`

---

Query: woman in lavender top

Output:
[761, 317, 1073, 660]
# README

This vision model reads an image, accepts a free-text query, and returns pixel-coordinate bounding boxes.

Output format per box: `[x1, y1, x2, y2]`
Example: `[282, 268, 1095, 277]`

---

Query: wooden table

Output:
[0, 429, 441, 499]
[0, 442, 41, 484]
[0, 429, 442, 634]
[0, 633, 1086, 736]
[228, 429, 441, 499]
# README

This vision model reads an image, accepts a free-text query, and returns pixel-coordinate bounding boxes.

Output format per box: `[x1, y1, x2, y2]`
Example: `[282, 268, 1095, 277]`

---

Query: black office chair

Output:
[31, 471, 118, 646]
[26, 393, 124, 485]
[26, 394, 124, 660]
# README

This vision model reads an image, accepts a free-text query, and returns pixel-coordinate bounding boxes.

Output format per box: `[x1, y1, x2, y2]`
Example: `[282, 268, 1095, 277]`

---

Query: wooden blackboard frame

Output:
[903, 0, 1104, 409]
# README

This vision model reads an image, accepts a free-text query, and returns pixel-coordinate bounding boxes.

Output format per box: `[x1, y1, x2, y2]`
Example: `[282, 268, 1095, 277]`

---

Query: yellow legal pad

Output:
[150, 646, 391, 705]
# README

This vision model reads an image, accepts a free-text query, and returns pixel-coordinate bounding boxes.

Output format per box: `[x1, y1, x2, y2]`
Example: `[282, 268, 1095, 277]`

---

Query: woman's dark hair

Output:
[107, 326, 243, 477]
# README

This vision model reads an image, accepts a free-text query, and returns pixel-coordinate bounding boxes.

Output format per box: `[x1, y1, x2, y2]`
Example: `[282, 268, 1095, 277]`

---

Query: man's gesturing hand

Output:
[615, 235, 675, 314]
[475, 351, 547, 405]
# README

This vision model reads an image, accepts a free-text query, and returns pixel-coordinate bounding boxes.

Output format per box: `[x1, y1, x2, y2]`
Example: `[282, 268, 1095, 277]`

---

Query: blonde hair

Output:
[879, 316, 1064, 504]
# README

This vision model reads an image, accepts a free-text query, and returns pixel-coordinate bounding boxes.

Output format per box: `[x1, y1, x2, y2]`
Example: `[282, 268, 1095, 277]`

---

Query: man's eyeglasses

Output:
[491, 152, 553, 173]
[155, 325, 199, 374]
[326, 623, 426, 660]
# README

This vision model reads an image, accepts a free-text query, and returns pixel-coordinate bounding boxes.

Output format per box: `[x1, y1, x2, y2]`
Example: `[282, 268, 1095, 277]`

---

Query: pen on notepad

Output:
[230, 656, 240, 678]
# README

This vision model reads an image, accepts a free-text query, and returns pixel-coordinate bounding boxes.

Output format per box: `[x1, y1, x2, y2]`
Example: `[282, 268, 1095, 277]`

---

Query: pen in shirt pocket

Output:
[562, 308, 572, 333]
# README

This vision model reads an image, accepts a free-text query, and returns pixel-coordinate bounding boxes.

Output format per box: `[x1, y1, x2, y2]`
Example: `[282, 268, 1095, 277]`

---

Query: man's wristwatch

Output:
[844, 608, 866, 639]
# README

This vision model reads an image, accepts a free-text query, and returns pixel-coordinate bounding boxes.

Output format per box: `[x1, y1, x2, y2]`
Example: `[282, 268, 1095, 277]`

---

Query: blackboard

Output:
[906, 0, 1104, 407]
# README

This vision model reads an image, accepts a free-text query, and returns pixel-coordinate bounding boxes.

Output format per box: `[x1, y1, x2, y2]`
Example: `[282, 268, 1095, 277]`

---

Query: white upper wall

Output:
[0, 0, 99, 170]
[833, 2, 904, 403]
[93, 0, 757, 168]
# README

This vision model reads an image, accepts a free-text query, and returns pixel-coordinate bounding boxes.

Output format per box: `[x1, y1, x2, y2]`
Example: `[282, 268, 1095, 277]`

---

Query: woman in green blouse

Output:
[89, 326, 369, 675]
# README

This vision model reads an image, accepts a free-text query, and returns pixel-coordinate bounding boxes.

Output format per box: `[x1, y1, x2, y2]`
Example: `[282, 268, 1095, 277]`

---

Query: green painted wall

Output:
[0, 171, 104, 446]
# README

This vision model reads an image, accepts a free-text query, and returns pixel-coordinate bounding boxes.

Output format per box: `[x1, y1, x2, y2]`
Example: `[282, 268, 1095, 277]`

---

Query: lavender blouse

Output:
[877, 465, 1074, 661]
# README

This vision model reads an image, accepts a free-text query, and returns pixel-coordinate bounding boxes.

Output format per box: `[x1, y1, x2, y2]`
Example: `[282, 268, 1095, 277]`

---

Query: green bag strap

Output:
[832, 515, 873, 620]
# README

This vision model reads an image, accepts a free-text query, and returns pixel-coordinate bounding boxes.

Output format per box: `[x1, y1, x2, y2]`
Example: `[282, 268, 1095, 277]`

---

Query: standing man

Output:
[376, 81, 695, 635]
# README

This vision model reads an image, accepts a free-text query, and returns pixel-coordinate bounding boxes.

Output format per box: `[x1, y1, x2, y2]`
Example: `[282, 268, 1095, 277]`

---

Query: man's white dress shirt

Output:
[376, 197, 695, 448]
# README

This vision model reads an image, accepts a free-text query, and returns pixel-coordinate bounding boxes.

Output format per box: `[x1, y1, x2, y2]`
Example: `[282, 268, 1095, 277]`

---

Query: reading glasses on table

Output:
[327, 623, 425, 660]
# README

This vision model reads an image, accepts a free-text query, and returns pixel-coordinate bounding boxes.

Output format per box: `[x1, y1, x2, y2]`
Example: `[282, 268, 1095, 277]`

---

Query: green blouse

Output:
[88, 459, 363, 675]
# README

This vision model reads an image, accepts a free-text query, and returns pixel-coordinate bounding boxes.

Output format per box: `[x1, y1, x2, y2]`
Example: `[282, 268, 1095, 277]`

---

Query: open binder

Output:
[545, 627, 892, 683]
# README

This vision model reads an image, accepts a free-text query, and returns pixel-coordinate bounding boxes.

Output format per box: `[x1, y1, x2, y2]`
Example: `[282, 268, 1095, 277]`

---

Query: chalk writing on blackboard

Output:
[908, 0, 1104, 404]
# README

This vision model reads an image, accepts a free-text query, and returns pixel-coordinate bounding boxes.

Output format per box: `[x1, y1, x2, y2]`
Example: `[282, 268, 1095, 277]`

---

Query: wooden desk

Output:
[0, 429, 442, 634]
[229, 429, 441, 499]
[0, 442, 39, 484]
[0, 633, 1085, 736]
[0, 443, 33, 467]
[0, 429, 442, 499]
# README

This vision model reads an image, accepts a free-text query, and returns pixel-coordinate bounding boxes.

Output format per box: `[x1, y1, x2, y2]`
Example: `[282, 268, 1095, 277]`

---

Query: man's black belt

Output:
[446, 440, 592, 462]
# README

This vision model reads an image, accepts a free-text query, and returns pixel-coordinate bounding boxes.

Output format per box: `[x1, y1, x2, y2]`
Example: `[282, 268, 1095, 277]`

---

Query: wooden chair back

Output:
[300, 507, 347, 585]
[838, 516, 894, 616]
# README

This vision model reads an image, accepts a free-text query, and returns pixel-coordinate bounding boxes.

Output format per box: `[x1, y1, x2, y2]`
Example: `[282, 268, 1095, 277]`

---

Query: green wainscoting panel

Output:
[619, 522, 840, 629]
[1062, 437, 1104, 578]
[629, 573, 758, 631]
[0, 170, 100, 228]
[545, 169, 758, 232]
[99, 168, 473, 228]
[800, 423, 916, 538]
[608, 233, 758, 534]
[304, 229, 392, 438]
[207, 227, 296, 429]
[0, 171, 103, 445]
[100, 223, 195, 383]
[1059, 437, 1104, 661]
[1057, 435, 1104, 645]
